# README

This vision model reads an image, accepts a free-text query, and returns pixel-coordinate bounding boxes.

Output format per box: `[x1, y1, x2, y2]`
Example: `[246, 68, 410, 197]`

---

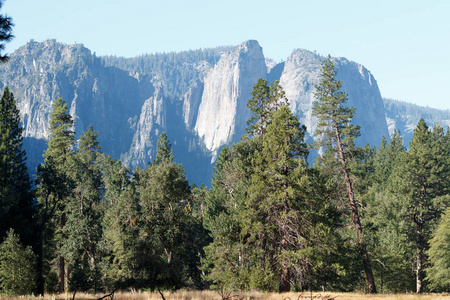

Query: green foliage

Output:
[427, 203, 450, 291]
[43, 96, 75, 166]
[62, 126, 105, 292]
[0, 87, 33, 243]
[154, 132, 174, 164]
[246, 78, 288, 138]
[35, 96, 76, 294]
[137, 153, 192, 289]
[312, 56, 360, 153]
[312, 56, 377, 294]
[202, 139, 256, 291]
[386, 119, 450, 292]
[0, 229, 36, 295]
[203, 82, 341, 292]
[0, 0, 13, 62]
[363, 132, 414, 292]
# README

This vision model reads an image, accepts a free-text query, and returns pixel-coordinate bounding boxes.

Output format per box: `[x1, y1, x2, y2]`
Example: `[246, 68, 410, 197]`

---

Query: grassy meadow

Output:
[1, 291, 450, 300]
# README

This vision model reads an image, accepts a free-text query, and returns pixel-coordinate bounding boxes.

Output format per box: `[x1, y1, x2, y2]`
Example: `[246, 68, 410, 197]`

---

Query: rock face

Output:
[277, 49, 389, 146]
[0, 39, 399, 185]
[194, 40, 266, 157]
[383, 98, 450, 146]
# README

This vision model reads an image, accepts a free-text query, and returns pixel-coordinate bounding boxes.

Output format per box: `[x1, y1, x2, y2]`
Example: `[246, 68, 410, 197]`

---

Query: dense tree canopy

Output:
[1, 69, 450, 296]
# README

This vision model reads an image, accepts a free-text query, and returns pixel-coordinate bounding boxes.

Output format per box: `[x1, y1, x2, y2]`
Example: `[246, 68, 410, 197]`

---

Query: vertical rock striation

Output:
[194, 40, 267, 157]
[278, 49, 389, 146]
[0, 39, 407, 185]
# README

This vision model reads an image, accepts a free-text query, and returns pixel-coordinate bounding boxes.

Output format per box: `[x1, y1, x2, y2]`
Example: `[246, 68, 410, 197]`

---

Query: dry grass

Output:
[1, 290, 450, 300]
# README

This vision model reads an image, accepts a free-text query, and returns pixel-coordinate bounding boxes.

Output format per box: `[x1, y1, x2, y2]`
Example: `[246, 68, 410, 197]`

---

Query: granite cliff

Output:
[0, 39, 399, 185]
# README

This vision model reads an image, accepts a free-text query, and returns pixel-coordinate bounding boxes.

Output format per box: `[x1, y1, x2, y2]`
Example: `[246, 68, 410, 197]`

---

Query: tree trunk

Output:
[59, 253, 65, 293]
[279, 237, 290, 293]
[336, 127, 377, 294]
[59, 213, 66, 293]
[416, 221, 424, 293]
[279, 260, 290, 293]
[36, 228, 45, 295]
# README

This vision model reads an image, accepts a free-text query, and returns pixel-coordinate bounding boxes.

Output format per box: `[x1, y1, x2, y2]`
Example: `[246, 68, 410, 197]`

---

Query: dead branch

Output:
[158, 289, 166, 300]
[97, 288, 117, 300]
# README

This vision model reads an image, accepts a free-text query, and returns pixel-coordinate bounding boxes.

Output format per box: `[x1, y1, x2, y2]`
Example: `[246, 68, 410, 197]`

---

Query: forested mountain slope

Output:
[384, 98, 450, 145]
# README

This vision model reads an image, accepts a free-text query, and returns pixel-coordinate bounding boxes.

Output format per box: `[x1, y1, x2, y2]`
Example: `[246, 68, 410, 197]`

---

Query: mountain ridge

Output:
[0, 39, 446, 185]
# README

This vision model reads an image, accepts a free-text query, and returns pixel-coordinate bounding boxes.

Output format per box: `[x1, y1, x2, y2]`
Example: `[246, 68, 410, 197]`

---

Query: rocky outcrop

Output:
[335, 57, 389, 146]
[278, 49, 322, 140]
[194, 40, 267, 156]
[277, 49, 389, 146]
[383, 98, 450, 146]
[0, 39, 423, 185]
[0, 40, 155, 169]
[124, 87, 166, 167]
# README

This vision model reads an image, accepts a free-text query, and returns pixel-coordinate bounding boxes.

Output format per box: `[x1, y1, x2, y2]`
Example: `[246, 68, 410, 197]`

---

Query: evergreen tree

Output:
[104, 133, 200, 290]
[245, 106, 338, 292]
[312, 56, 377, 293]
[0, 0, 13, 62]
[427, 204, 450, 291]
[0, 229, 36, 295]
[154, 132, 174, 164]
[62, 126, 104, 292]
[365, 132, 413, 292]
[102, 170, 141, 288]
[204, 81, 341, 292]
[246, 78, 287, 138]
[388, 119, 450, 293]
[43, 97, 75, 166]
[0, 87, 33, 244]
[35, 96, 75, 294]
[202, 140, 256, 290]
[137, 133, 192, 289]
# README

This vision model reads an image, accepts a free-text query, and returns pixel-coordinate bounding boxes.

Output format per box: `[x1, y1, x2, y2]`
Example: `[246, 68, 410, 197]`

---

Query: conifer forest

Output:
[1, 53, 450, 297]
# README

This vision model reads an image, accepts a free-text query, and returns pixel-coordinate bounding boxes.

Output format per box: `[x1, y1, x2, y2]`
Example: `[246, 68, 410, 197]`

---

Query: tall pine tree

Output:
[0, 87, 33, 244]
[312, 56, 377, 293]
[35, 96, 75, 294]
[62, 126, 105, 292]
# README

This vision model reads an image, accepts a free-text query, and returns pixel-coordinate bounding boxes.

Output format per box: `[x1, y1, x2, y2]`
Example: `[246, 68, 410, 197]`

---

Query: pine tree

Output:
[0, 0, 13, 62]
[0, 87, 33, 244]
[427, 204, 450, 291]
[62, 126, 104, 292]
[102, 170, 140, 288]
[312, 56, 377, 293]
[202, 140, 257, 290]
[204, 81, 340, 292]
[0, 229, 37, 295]
[364, 132, 413, 292]
[35, 96, 75, 294]
[246, 78, 287, 138]
[245, 106, 337, 292]
[389, 119, 450, 293]
[154, 132, 174, 164]
[137, 133, 192, 289]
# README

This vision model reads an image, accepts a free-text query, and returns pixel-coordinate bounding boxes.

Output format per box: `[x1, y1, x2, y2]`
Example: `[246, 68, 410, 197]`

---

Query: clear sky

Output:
[2, 0, 449, 110]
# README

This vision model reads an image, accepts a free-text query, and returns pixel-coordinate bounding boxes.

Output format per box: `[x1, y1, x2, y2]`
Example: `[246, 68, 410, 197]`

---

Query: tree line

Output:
[1, 57, 450, 296]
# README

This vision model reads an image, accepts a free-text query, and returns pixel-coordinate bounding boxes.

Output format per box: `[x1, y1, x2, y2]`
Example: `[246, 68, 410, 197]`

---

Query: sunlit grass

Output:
[1, 290, 450, 300]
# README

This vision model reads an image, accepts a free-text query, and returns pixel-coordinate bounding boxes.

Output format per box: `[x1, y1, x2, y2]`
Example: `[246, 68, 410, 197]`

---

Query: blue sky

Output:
[3, 0, 449, 110]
